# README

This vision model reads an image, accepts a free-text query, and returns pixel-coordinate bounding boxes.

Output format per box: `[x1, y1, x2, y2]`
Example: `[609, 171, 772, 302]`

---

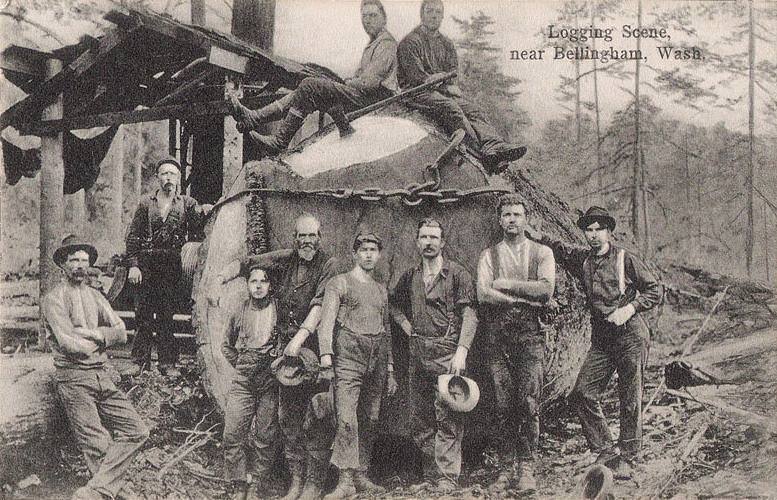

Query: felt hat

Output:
[577, 206, 616, 231]
[271, 347, 320, 386]
[53, 234, 98, 267]
[438, 374, 480, 413]
[580, 464, 614, 500]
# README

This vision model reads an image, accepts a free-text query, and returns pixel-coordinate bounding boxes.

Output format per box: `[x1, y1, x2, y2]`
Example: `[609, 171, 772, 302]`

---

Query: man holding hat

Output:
[317, 231, 398, 498]
[526, 206, 663, 477]
[221, 263, 282, 499]
[390, 218, 477, 491]
[42, 235, 148, 500]
[477, 193, 556, 493]
[125, 157, 212, 377]
[214, 213, 338, 500]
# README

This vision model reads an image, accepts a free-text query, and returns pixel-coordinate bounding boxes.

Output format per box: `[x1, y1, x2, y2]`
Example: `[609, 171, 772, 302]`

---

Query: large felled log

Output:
[192, 107, 592, 437]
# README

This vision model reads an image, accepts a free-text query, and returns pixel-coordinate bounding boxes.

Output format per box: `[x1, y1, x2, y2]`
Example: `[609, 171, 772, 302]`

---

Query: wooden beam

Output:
[0, 27, 132, 131]
[19, 100, 229, 134]
[154, 67, 220, 107]
[0, 46, 49, 77]
[18, 94, 282, 134]
[208, 46, 247, 74]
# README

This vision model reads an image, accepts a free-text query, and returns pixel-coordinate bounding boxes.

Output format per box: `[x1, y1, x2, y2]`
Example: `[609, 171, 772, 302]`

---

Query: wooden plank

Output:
[0, 27, 132, 131]
[208, 46, 247, 74]
[19, 100, 230, 134]
[0, 46, 49, 77]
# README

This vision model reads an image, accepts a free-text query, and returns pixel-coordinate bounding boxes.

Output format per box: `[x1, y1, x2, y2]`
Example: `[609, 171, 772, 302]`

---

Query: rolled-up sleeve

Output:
[94, 291, 127, 347]
[311, 257, 339, 309]
[626, 253, 663, 313]
[42, 295, 96, 356]
[318, 276, 346, 357]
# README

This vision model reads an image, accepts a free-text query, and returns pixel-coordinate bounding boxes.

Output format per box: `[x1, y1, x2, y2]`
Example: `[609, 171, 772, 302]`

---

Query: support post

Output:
[222, 77, 243, 196]
[39, 58, 64, 345]
[64, 190, 86, 236]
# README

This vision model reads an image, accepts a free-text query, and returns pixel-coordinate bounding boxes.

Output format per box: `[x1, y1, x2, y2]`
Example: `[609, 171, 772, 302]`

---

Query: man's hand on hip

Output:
[606, 304, 636, 326]
[128, 266, 142, 285]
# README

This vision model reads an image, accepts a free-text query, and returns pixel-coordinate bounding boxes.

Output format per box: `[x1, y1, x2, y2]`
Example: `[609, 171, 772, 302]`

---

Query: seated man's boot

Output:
[228, 93, 291, 131]
[482, 143, 527, 173]
[247, 111, 305, 155]
[353, 470, 385, 494]
[436, 475, 458, 494]
[323, 469, 356, 500]
[280, 470, 305, 500]
[515, 462, 537, 494]
[72, 486, 105, 500]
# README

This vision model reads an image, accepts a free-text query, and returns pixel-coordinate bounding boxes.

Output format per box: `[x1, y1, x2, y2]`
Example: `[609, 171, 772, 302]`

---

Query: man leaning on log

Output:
[398, 0, 527, 174]
[214, 213, 338, 500]
[41, 235, 149, 500]
[228, 0, 398, 155]
[526, 206, 663, 479]
[477, 193, 556, 494]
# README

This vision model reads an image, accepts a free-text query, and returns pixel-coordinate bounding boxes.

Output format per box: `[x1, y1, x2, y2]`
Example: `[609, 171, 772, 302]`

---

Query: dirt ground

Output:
[2, 276, 776, 499]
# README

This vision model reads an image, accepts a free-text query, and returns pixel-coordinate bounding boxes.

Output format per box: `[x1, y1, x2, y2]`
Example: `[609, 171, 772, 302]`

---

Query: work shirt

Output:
[477, 239, 556, 308]
[222, 298, 278, 372]
[391, 257, 477, 349]
[125, 190, 207, 268]
[42, 282, 127, 369]
[318, 271, 391, 357]
[241, 249, 338, 338]
[397, 25, 458, 89]
[350, 29, 399, 93]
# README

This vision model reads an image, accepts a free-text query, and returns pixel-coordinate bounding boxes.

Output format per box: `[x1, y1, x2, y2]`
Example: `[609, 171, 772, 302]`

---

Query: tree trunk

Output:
[745, 0, 755, 277]
[631, 0, 643, 249]
[191, 0, 206, 25]
[192, 110, 592, 438]
[591, 1, 603, 195]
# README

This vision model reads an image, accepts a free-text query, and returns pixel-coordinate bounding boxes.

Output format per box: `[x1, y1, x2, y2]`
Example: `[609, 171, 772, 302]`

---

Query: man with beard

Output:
[476, 193, 556, 494]
[397, 0, 526, 174]
[228, 0, 397, 155]
[390, 218, 477, 492]
[525, 206, 662, 478]
[215, 213, 339, 500]
[126, 157, 212, 377]
[317, 232, 398, 499]
[42, 235, 148, 500]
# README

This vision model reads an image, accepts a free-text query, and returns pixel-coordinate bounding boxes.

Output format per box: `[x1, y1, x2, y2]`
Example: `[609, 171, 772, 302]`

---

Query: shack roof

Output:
[0, 6, 322, 135]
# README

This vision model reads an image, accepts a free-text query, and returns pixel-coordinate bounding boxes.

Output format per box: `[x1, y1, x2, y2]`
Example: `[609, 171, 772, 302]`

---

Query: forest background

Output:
[1, 0, 775, 282]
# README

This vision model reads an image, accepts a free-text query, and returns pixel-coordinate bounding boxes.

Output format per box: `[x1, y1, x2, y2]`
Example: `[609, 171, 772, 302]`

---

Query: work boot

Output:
[299, 456, 328, 500]
[515, 462, 537, 494]
[71, 486, 105, 500]
[323, 469, 356, 499]
[353, 470, 385, 494]
[436, 476, 458, 494]
[228, 481, 249, 500]
[228, 93, 291, 131]
[247, 111, 305, 155]
[610, 456, 635, 480]
[594, 447, 621, 468]
[280, 471, 305, 500]
[482, 143, 527, 172]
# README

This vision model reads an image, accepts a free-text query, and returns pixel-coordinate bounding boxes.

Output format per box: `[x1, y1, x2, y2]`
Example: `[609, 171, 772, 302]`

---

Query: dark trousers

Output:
[132, 258, 181, 367]
[330, 329, 389, 471]
[279, 383, 317, 474]
[407, 90, 505, 151]
[488, 319, 544, 462]
[570, 317, 649, 459]
[408, 335, 464, 479]
[223, 369, 280, 481]
[55, 367, 149, 498]
[290, 77, 391, 116]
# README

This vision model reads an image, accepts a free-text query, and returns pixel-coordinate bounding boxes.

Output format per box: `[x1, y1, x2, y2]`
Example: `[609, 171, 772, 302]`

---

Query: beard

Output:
[297, 245, 317, 261]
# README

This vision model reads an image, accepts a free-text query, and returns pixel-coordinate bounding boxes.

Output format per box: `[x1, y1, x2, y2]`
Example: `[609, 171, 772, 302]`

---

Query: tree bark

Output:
[746, 0, 755, 277]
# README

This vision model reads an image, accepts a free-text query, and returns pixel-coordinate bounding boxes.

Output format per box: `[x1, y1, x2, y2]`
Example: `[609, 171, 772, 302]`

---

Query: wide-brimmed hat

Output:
[580, 464, 614, 500]
[271, 347, 320, 386]
[438, 374, 480, 413]
[577, 206, 616, 231]
[53, 234, 98, 267]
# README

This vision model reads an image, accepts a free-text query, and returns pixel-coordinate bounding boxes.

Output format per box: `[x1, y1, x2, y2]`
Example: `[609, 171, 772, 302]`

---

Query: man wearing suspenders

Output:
[391, 218, 478, 492]
[527, 206, 663, 478]
[477, 194, 556, 494]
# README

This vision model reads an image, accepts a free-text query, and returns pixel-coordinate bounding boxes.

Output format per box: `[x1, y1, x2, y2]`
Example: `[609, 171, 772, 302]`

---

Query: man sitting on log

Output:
[41, 235, 149, 500]
[221, 263, 281, 500]
[214, 213, 338, 500]
[398, 0, 527, 174]
[477, 194, 556, 494]
[125, 157, 212, 377]
[390, 218, 478, 492]
[317, 232, 398, 498]
[228, 0, 398, 155]
[526, 206, 663, 478]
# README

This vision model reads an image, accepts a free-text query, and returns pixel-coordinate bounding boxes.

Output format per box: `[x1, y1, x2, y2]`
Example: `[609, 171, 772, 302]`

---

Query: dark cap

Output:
[156, 157, 182, 172]
[352, 231, 383, 252]
[577, 206, 616, 231]
[241, 259, 270, 279]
